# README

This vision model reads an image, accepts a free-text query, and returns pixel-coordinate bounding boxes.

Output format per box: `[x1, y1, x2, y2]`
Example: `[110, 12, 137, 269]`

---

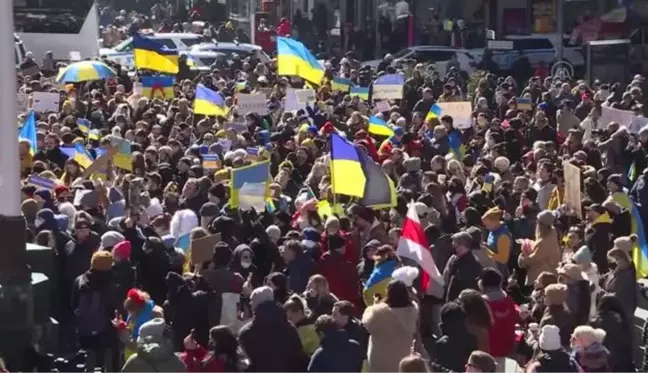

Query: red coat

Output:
[320, 231, 360, 267]
[276, 21, 292, 37]
[317, 251, 360, 308]
[181, 347, 227, 372]
[484, 293, 519, 357]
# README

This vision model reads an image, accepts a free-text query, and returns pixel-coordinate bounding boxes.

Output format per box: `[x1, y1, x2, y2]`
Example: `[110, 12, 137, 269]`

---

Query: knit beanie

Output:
[112, 241, 132, 261]
[613, 235, 637, 255]
[101, 231, 126, 249]
[250, 286, 274, 311]
[91, 251, 114, 271]
[539, 325, 562, 351]
[571, 246, 592, 266]
[544, 283, 568, 306]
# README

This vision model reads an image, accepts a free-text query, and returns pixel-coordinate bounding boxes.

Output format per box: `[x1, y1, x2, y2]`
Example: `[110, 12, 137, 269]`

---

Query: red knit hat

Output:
[112, 241, 132, 261]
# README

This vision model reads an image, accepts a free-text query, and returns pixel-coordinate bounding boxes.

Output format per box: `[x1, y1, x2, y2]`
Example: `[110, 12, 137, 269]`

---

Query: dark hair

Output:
[458, 289, 493, 328]
[284, 295, 306, 313]
[440, 301, 467, 325]
[207, 325, 239, 369]
[266, 272, 289, 304]
[385, 280, 412, 308]
[480, 268, 503, 289]
[34, 230, 52, 247]
[314, 314, 338, 336]
[333, 300, 355, 317]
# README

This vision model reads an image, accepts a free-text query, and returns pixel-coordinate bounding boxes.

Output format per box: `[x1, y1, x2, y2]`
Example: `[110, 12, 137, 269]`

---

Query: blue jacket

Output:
[286, 252, 315, 293]
[308, 331, 363, 372]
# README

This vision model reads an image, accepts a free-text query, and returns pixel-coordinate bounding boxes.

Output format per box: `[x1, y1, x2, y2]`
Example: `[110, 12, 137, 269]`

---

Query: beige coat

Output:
[362, 302, 419, 372]
[518, 228, 561, 286]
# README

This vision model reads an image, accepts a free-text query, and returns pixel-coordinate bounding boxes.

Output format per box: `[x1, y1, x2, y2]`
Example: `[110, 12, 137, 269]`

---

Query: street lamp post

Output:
[557, 0, 564, 63]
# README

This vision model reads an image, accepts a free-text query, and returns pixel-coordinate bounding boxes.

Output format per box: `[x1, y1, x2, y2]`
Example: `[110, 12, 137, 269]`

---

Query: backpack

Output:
[75, 289, 108, 337]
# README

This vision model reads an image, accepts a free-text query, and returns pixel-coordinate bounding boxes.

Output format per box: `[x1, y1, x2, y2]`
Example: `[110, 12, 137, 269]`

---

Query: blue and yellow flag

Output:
[19, 111, 38, 155]
[111, 137, 132, 171]
[350, 86, 370, 101]
[426, 103, 443, 122]
[141, 76, 175, 99]
[72, 143, 93, 169]
[448, 130, 466, 159]
[330, 133, 366, 198]
[202, 154, 221, 169]
[363, 259, 397, 305]
[331, 77, 351, 92]
[194, 84, 227, 117]
[277, 37, 324, 85]
[611, 192, 648, 277]
[368, 115, 394, 137]
[77, 118, 101, 140]
[230, 161, 271, 210]
[133, 34, 179, 74]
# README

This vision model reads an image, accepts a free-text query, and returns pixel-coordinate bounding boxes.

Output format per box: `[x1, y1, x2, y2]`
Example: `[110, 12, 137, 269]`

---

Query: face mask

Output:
[608, 261, 617, 270]
[240, 260, 252, 269]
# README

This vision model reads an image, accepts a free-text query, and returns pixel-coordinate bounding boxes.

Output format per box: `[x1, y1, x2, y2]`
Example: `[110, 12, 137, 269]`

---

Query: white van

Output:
[99, 33, 204, 70]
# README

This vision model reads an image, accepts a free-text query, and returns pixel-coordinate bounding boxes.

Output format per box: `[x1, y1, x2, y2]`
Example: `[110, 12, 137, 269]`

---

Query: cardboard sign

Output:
[190, 233, 222, 264]
[372, 84, 403, 100]
[32, 92, 60, 113]
[295, 89, 316, 105]
[237, 93, 268, 116]
[563, 161, 582, 218]
[437, 101, 473, 129]
[600, 106, 634, 127]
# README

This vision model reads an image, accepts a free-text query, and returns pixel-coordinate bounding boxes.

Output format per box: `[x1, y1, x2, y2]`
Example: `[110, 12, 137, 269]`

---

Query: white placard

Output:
[238, 182, 267, 211]
[295, 89, 316, 105]
[283, 88, 305, 112]
[372, 84, 403, 100]
[437, 101, 473, 129]
[69, 51, 82, 61]
[600, 106, 634, 128]
[32, 92, 60, 113]
[237, 93, 268, 116]
[374, 100, 391, 113]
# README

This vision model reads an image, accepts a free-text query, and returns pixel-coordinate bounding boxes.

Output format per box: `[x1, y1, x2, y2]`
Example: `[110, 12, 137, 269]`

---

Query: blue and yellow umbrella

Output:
[56, 60, 116, 83]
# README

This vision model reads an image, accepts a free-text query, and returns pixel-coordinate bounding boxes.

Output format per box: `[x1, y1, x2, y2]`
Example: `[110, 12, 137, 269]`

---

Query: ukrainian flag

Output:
[202, 154, 221, 169]
[363, 259, 397, 306]
[448, 130, 466, 159]
[19, 111, 38, 155]
[141, 76, 175, 99]
[132, 34, 179, 74]
[350, 86, 370, 101]
[77, 118, 101, 140]
[235, 81, 247, 92]
[331, 77, 351, 92]
[194, 84, 227, 117]
[330, 133, 366, 198]
[368, 115, 394, 137]
[112, 137, 132, 171]
[277, 37, 324, 85]
[72, 143, 93, 169]
[628, 162, 637, 185]
[230, 161, 271, 209]
[611, 192, 648, 277]
[426, 103, 442, 122]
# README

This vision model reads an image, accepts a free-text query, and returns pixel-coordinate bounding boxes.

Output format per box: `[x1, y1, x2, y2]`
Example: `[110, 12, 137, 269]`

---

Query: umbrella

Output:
[56, 60, 116, 83]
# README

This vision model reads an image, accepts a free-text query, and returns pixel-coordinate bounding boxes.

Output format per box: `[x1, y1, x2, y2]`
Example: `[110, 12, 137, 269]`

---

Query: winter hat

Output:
[265, 225, 281, 242]
[199, 202, 220, 217]
[161, 234, 176, 250]
[59, 202, 77, 222]
[324, 216, 339, 230]
[558, 263, 585, 281]
[35, 208, 56, 230]
[91, 250, 114, 272]
[250, 286, 274, 311]
[138, 318, 166, 342]
[537, 210, 556, 227]
[571, 246, 592, 265]
[613, 235, 637, 254]
[539, 325, 562, 351]
[403, 157, 422, 173]
[413, 202, 432, 217]
[544, 283, 568, 306]
[392, 266, 419, 287]
[101, 231, 125, 249]
[571, 325, 606, 349]
[302, 227, 321, 247]
[112, 241, 132, 261]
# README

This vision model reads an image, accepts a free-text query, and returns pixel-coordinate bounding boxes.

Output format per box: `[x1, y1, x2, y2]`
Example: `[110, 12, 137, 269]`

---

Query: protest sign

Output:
[283, 88, 304, 112]
[374, 100, 391, 113]
[82, 146, 120, 179]
[237, 93, 268, 116]
[295, 89, 316, 105]
[372, 84, 403, 100]
[21, 65, 39, 77]
[563, 161, 582, 218]
[27, 175, 58, 190]
[32, 92, 60, 113]
[190, 233, 222, 264]
[600, 106, 634, 127]
[516, 97, 533, 111]
[437, 101, 473, 129]
[258, 87, 273, 98]
[239, 182, 268, 211]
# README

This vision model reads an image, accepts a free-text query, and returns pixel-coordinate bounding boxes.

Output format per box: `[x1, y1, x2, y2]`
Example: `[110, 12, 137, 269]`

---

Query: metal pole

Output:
[557, 0, 564, 62]
[0, 1, 21, 215]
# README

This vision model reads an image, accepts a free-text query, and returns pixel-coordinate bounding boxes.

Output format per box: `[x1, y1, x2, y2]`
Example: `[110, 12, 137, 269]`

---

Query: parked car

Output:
[363, 45, 477, 75]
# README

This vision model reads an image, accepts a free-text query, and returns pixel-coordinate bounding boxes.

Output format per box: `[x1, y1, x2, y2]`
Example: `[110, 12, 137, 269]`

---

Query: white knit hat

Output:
[539, 325, 562, 351]
[392, 266, 419, 288]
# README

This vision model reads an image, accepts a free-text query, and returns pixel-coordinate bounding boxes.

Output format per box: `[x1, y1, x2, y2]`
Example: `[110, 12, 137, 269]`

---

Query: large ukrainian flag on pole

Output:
[363, 259, 397, 305]
[277, 37, 324, 85]
[611, 191, 648, 278]
[330, 133, 366, 198]
[194, 84, 227, 117]
[133, 34, 179, 74]
[19, 111, 38, 155]
[230, 161, 271, 211]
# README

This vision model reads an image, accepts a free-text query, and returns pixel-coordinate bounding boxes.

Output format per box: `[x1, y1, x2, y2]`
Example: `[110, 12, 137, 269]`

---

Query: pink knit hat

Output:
[112, 241, 132, 261]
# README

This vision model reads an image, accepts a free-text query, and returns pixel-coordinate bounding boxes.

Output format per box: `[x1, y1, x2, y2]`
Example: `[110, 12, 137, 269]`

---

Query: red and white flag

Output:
[396, 202, 443, 290]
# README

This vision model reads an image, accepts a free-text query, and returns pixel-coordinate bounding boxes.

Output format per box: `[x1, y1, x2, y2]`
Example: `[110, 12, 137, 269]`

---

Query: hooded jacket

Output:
[584, 213, 614, 273]
[307, 330, 363, 372]
[433, 317, 478, 372]
[285, 249, 316, 293]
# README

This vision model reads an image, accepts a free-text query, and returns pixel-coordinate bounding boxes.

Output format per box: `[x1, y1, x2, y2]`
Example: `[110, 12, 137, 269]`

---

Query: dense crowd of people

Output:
[9, 3, 648, 373]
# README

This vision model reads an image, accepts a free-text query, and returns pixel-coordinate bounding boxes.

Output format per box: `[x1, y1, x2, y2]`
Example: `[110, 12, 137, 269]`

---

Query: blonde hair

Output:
[572, 325, 606, 349]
